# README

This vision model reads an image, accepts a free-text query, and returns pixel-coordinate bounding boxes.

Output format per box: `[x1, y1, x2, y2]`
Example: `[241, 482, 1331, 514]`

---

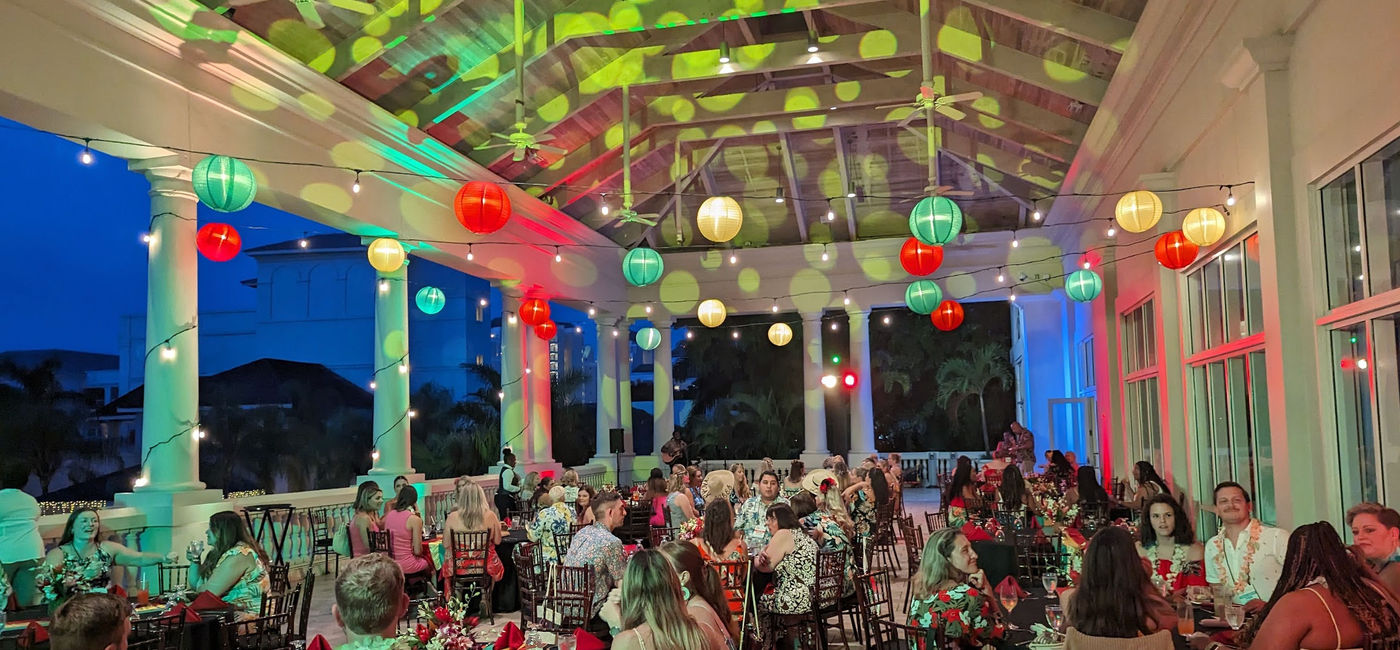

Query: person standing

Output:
[495, 450, 521, 518]
[1009, 422, 1036, 474]
[1204, 481, 1289, 611]
[0, 464, 43, 606]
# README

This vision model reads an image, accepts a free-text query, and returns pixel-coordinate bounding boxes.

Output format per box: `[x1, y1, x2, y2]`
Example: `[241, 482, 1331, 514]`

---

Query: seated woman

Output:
[687, 466, 707, 511]
[608, 550, 708, 650]
[666, 474, 698, 527]
[908, 527, 1007, 647]
[383, 485, 437, 591]
[574, 485, 597, 526]
[646, 475, 670, 528]
[754, 504, 816, 616]
[660, 541, 737, 650]
[1199, 522, 1400, 650]
[980, 444, 1013, 493]
[1123, 461, 1170, 511]
[444, 481, 501, 573]
[1046, 450, 1076, 487]
[844, 466, 877, 548]
[1346, 502, 1400, 598]
[781, 461, 806, 501]
[186, 511, 271, 615]
[1136, 494, 1206, 597]
[560, 469, 581, 506]
[944, 462, 980, 527]
[349, 482, 384, 557]
[696, 498, 747, 561]
[41, 508, 176, 603]
[384, 475, 412, 512]
[1064, 465, 1110, 506]
[730, 464, 751, 506]
[527, 486, 576, 563]
[1061, 527, 1177, 640]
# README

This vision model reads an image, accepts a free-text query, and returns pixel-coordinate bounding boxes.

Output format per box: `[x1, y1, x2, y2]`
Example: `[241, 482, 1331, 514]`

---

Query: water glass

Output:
[1187, 585, 1209, 604]
[1044, 605, 1064, 632]
[557, 634, 576, 650]
[1041, 571, 1058, 593]
[1223, 604, 1245, 630]
[998, 584, 1019, 613]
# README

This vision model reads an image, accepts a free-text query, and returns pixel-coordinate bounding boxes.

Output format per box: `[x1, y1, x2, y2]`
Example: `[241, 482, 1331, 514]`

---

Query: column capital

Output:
[799, 311, 824, 325]
[1221, 35, 1293, 90]
[844, 306, 872, 319]
[130, 155, 196, 201]
[654, 318, 674, 331]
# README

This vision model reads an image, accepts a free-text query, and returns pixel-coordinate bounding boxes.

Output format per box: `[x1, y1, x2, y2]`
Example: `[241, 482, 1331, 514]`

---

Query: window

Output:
[1122, 302, 1156, 375]
[1332, 324, 1377, 505]
[1121, 302, 1160, 468]
[1186, 237, 1263, 353]
[1077, 336, 1096, 392]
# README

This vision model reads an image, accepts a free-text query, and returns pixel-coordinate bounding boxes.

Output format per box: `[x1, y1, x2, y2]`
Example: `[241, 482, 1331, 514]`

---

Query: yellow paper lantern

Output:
[697, 196, 743, 243]
[1114, 190, 1163, 234]
[697, 299, 727, 328]
[768, 322, 793, 346]
[1181, 207, 1227, 247]
[367, 238, 406, 273]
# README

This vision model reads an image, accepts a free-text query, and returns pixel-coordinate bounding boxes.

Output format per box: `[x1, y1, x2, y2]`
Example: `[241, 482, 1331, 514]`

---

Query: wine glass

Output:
[1041, 570, 1058, 594]
[1044, 605, 1065, 633]
[998, 583, 1019, 614]
[1223, 604, 1245, 630]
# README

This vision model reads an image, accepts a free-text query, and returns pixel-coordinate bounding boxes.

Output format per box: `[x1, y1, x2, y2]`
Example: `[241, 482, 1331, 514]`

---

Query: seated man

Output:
[333, 554, 410, 650]
[50, 592, 132, 650]
[564, 492, 628, 636]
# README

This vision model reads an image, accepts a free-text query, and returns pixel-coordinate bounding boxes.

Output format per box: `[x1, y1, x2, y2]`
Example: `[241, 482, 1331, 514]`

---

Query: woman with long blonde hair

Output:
[443, 481, 500, 575]
[666, 471, 697, 526]
[908, 528, 1006, 646]
[610, 549, 708, 650]
[729, 463, 751, 504]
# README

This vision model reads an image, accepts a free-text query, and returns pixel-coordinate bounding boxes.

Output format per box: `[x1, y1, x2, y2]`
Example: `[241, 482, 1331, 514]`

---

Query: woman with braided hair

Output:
[1195, 522, 1400, 650]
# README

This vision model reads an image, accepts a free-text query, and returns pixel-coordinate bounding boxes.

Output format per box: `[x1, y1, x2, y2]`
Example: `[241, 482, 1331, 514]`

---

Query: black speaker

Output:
[609, 428, 625, 454]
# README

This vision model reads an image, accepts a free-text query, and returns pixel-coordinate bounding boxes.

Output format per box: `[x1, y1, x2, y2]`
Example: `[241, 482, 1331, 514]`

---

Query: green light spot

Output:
[698, 18, 709, 23]
[424, 71, 437, 80]
[629, 26, 646, 32]
[686, 20, 696, 25]
[1351, 336, 1359, 344]
[751, 11, 767, 17]
[385, 35, 407, 49]
[603, 29, 615, 35]
[831, 354, 840, 364]
[780, 7, 797, 12]
[422, 14, 436, 23]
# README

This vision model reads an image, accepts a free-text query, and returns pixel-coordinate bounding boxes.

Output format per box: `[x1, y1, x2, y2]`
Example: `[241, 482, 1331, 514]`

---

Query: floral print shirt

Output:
[803, 511, 855, 587]
[909, 583, 1006, 648]
[735, 495, 789, 551]
[562, 523, 624, 617]
[849, 487, 875, 542]
[527, 504, 576, 564]
[218, 543, 270, 614]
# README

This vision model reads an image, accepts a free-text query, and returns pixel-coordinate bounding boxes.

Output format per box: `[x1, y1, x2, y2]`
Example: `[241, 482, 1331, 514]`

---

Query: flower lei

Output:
[1154, 543, 1188, 590]
[1212, 519, 1262, 595]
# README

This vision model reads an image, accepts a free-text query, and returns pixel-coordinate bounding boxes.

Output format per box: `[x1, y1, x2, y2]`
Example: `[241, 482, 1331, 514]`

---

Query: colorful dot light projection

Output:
[195, 223, 242, 262]
[192, 156, 257, 213]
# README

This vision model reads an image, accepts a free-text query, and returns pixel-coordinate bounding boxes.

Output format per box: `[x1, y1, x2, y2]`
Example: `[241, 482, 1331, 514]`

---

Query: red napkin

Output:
[494, 622, 524, 650]
[573, 628, 605, 650]
[190, 591, 230, 610]
[995, 575, 1028, 598]
[961, 522, 993, 542]
[111, 585, 128, 599]
[19, 621, 49, 647]
[169, 604, 202, 623]
[1063, 527, 1087, 547]
[307, 635, 334, 650]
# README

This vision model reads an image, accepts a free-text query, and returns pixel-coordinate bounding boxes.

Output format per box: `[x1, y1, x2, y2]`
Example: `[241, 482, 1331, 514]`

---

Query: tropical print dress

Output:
[803, 511, 855, 591]
[760, 533, 817, 614]
[908, 583, 1007, 648]
[218, 543, 271, 615]
[848, 487, 875, 545]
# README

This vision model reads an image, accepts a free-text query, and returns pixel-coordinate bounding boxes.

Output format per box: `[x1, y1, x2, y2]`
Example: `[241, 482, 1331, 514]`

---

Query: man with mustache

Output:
[1204, 481, 1289, 612]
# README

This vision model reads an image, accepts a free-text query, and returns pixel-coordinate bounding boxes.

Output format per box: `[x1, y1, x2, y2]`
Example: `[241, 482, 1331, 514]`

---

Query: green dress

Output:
[217, 544, 270, 615]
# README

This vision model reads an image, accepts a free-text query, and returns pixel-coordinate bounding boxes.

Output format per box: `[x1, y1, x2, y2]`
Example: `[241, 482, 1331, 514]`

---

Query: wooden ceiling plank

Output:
[320, 0, 467, 81]
[937, 148, 1034, 211]
[956, 0, 1137, 54]
[778, 132, 809, 243]
[833, 127, 859, 241]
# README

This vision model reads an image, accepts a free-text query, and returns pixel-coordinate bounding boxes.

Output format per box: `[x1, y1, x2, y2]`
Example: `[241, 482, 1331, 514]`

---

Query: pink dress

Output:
[349, 513, 381, 557]
[383, 509, 431, 575]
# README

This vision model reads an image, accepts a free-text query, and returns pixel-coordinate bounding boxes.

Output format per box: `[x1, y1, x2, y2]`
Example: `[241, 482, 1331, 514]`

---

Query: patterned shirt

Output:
[736, 495, 790, 550]
[527, 504, 576, 564]
[1204, 520, 1289, 603]
[909, 583, 1006, 647]
[563, 523, 625, 617]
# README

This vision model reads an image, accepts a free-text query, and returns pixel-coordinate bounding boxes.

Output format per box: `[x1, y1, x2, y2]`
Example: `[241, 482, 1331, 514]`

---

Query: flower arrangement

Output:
[1037, 495, 1079, 530]
[679, 516, 704, 542]
[397, 598, 482, 650]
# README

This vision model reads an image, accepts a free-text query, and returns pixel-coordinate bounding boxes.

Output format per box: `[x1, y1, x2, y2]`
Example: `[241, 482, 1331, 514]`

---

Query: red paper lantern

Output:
[196, 223, 242, 262]
[930, 300, 965, 331]
[1154, 231, 1199, 270]
[454, 181, 512, 234]
[899, 237, 944, 276]
[519, 299, 550, 326]
[534, 321, 557, 340]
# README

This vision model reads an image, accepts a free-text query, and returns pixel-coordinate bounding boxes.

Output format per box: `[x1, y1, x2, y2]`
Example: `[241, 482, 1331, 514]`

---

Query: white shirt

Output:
[0, 489, 44, 563]
[1204, 519, 1289, 603]
[500, 466, 521, 494]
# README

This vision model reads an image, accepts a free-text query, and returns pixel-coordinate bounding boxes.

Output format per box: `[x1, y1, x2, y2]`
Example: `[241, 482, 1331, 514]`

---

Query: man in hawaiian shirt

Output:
[331, 554, 409, 650]
[1008, 422, 1036, 474]
[735, 470, 790, 550]
[564, 492, 628, 620]
[1204, 481, 1289, 612]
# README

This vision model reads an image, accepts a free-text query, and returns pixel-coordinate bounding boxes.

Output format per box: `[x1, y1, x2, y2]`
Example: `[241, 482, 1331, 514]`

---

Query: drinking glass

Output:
[1041, 570, 1058, 593]
[1176, 600, 1195, 635]
[1188, 585, 1209, 604]
[1223, 604, 1244, 630]
[998, 584, 1019, 613]
[557, 634, 576, 650]
[1044, 605, 1064, 633]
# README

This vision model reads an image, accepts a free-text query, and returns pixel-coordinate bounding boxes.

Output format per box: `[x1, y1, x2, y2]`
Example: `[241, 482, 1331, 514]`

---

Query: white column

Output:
[800, 313, 830, 467]
[616, 318, 634, 455]
[1142, 172, 1189, 486]
[653, 320, 675, 445]
[526, 322, 554, 464]
[848, 308, 877, 459]
[500, 295, 530, 463]
[369, 259, 413, 476]
[134, 158, 202, 491]
[593, 315, 619, 461]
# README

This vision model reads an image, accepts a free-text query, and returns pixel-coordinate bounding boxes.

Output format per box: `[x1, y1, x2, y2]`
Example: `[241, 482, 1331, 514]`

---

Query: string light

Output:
[466, 244, 474, 261]
[600, 193, 610, 216]
[1106, 220, 1117, 238]
[775, 188, 785, 204]
[378, 280, 390, 293]
[1224, 186, 1236, 207]
[1009, 289, 1018, 302]
[1082, 261, 1091, 269]
[497, 391, 504, 399]
[830, 321, 839, 331]
[351, 170, 362, 194]
[408, 409, 418, 418]
[554, 246, 562, 263]
[807, 32, 819, 53]
[826, 206, 836, 221]
[732, 331, 740, 339]
[369, 380, 377, 390]
[1011, 230, 1020, 248]
[997, 268, 1005, 284]
[479, 298, 488, 307]
[686, 331, 694, 340]
[141, 233, 152, 244]
[846, 183, 857, 199]
[134, 476, 149, 488]
[508, 314, 517, 324]
[645, 304, 653, 314]
[160, 344, 176, 361]
[843, 291, 851, 305]
[821, 244, 829, 262]
[587, 305, 596, 317]
[1032, 203, 1042, 221]
[719, 41, 731, 64]
[298, 234, 309, 248]
[371, 449, 380, 461]
[398, 362, 408, 374]
[882, 315, 891, 325]
[729, 252, 738, 265]
[612, 329, 619, 337]
[575, 326, 582, 333]
[79, 138, 93, 165]
[771, 301, 780, 313]
[192, 428, 205, 440]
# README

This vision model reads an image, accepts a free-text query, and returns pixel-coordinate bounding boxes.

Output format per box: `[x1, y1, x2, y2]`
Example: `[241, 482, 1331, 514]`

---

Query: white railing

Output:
[698, 451, 990, 488]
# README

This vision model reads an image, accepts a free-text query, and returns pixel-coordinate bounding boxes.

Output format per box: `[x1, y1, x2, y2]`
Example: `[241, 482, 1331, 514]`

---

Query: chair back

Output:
[450, 530, 491, 578]
[897, 515, 924, 566]
[814, 549, 846, 612]
[993, 509, 1031, 533]
[869, 618, 947, 649]
[157, 563, 189, 595]
[1014, 530, 1064, 588]
[706, 559, 748, 614]
[1064, 627, 1173, 649]
[537, 565, 595, 633]
[129, 611, 185, 650]
[1079, 502, 1111, 537]
[552, 530, 576, 560]
[230, 581, 301, 650]
[648, 526, 679, 548]
[367, 529, 391, 553]
[293, 571, 316, 641]
[267, 562, 291, 593]
[514, 542, 544, 627]
[853, 570, 894, 641]
[924, 511, 948, 533]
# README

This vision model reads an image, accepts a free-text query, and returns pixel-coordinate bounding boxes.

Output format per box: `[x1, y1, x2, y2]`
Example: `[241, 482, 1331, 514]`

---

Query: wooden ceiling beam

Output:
[319, 0, 468, 81]
[833, 127, 859, 241]
[955, 0, 1137, 54]
[778, 132, 809, 243]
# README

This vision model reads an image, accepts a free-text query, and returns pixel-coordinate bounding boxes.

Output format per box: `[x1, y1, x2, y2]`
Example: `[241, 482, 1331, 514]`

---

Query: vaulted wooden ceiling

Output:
[203, 0, 1145, 250]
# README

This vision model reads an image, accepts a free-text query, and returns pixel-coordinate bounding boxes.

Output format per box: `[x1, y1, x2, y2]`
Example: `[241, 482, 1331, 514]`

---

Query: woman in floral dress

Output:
[187, 511, 271, 615]
[39, 508, 176, 608]
[908, 528, 1007, 648]
[527, 486, 576, 563]
[756, 504, 817, 620]
[845, 466, 877, 548]
[1136, 494, 1206, 596]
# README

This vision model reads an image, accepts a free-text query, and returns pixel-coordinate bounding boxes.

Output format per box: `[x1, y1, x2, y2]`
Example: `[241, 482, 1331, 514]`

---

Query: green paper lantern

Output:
[636, 327, 662, 351]
[622, 248, 664, 287]
[904, 280, 943, 315]
[192, 155, 257, 212]
[1065, 269, 1103, 303]
[909, 196, 963, 245]
[415, 286, 446, 314]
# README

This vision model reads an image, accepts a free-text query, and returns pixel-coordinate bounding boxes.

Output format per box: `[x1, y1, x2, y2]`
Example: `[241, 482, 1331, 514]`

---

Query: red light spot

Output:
[843, 372, 857, 388]
[1340, 358, 1355, 370]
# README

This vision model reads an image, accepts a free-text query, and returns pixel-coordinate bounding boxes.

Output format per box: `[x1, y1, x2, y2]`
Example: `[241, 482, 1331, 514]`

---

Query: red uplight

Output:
[1340, 358, 1355, 370]
[843, 372, 857, 388]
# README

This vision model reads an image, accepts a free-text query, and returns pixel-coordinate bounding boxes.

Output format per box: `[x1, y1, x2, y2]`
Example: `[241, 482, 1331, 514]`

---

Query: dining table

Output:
[1001, 588, 1232, 650]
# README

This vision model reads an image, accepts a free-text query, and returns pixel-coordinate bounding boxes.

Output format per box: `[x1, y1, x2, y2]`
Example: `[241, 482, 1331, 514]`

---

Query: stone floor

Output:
[301, 488, 946, 646]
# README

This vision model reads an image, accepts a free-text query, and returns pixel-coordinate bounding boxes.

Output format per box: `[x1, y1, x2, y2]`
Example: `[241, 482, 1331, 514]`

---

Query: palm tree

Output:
[935, 343, 1013, 452]
[0, 359, 97, 494]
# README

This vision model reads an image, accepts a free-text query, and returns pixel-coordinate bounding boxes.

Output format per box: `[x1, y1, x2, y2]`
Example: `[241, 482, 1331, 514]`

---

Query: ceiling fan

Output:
[877, 85, 984, 127]
[227, 0, 375, 30]
[614, 83, 660, 227]
[474, 0, 565, 163]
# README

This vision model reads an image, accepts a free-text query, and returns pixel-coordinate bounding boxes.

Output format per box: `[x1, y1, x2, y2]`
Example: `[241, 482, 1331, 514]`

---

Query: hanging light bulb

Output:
[807, 32, 819, 53]
[369, 380, 377, 390]
[686, 331, 694, 340]
[466, 244, 475, 261]
[79, 138, 94, 165]
[645, 304, 653, 314]
[1082, 261, 1091, 269]
[830, 321, 839, 331]
[719, 41, 731, 64]
[508, 314, 517, 324]
[821, 244, 829, 262]
[843, 291, 850, 305]
[997, 268, 1005, 284]
[1225, 186, 1236, 207]
[398, 361, 408, 374]
[611, 329, 618, 337]
[771, 301, 780, 313]
[826, 206, 836, 221]
[1032, 206, 1042, 221]
[1106, 220, 1118, 238]
[141, 233, 152, 244]
[479, 298, 488, 307]
[846, 182, 857, 199]
[379, 280, 390, 293]
[371, 449, 380, 461]
[732, 330, 740, 339]
[298, 237, 309, 249]
[729, 252, 738, 265]
[554, 246, 563, 263]
[775, 187, 785, 204]
[408, 409, 418, 418]
[600, 193, 610, 216]
[1011, 231, 1020, 248]
[587, 305, 596, 317]
[1009, 289, 1018, 302]
[160, 344, 176, 360]
[352, 170, 362, 194]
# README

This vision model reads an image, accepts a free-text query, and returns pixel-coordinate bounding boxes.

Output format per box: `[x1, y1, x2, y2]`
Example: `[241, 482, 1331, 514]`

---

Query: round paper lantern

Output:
[192, 155, 257, 213]
[1181, 207, 1226, 247]
[454, 181, 512, 234]
[697, 197, 743, 243]
[697, 299, 727, 328]
[636, 327, 662, 351]
[904, 280, 944, 315]
[1064, 269, 1103, 303]
[1155, 231, 1199, 270]
[195, 223, 242, 262]
[899, 238, 944, 276]
[1115, 190, 1163, 233]
[367, 238, 407, 273]
[622, 248, 664, 287]
[519, 299, 550, 326]
[768, 322, 793, 347]
[930, 300, 964, 331]
[415, 286, 446, 314]
[534, 321, 557, 340]
[909, 196, 963, 245]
